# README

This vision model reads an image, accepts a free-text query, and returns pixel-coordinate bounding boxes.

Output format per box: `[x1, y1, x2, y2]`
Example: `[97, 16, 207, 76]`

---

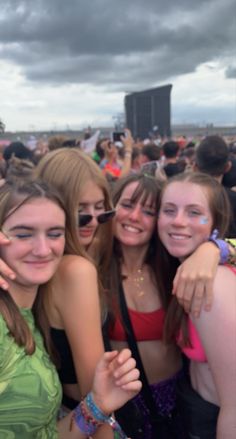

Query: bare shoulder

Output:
[193, 265, 236, 327]
[58, 254, 97, 280]
[213, 265, 236, 297]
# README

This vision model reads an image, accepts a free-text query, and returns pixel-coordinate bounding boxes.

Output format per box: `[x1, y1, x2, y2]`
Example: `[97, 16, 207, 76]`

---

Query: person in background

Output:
[194, 135, 236, 237]
[162, 141, 185, 178]
[140, 142, 161, 165]
[100, 129, 134, 182]
[157, 172, 236, 438]
[3, 141, 34, 164]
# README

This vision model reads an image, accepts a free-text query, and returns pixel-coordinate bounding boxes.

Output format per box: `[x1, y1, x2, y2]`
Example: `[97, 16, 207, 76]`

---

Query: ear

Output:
[224, 160, 232, 174]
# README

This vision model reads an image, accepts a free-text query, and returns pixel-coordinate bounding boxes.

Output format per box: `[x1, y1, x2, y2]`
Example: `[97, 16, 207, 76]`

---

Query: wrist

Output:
[208, 229, 229, 264]
[90, 392, 110, 417]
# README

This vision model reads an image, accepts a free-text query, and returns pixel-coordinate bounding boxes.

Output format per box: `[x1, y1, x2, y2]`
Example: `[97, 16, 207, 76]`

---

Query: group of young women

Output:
[0, 146, 235, 438]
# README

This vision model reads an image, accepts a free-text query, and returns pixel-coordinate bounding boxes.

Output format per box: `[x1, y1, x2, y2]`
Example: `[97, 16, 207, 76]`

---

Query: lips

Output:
[79, 228, 95, 237]
[24, 260, 54, 266]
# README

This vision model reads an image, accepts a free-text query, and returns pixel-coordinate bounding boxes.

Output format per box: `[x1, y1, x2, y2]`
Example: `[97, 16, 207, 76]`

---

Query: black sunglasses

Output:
[78, 209, 116, 227]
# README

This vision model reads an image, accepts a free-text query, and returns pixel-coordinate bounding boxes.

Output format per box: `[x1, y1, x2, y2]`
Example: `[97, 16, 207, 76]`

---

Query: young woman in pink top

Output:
[157, 172, 236, 439]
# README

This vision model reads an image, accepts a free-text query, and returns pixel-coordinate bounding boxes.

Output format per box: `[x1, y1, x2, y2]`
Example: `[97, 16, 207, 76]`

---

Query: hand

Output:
[121, 129, 134, 153]
[92, 349, 141, 415]
[0, 232, 15, 289]
[172, 242, 220, 317]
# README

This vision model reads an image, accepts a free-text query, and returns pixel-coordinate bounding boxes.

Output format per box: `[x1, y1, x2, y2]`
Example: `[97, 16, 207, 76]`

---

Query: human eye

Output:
[189, 209, 201, 217]
[162, 207, 176, 216]
[142, 207, 156, 217]
[14, 233, 33, 239]
[47, 230, 65, 239]
[95, 201, 105, 212]
[120, 201, 133, 210]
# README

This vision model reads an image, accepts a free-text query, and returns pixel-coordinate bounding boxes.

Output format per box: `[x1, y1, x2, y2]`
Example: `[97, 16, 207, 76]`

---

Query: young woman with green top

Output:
[0, 179, 141, 438]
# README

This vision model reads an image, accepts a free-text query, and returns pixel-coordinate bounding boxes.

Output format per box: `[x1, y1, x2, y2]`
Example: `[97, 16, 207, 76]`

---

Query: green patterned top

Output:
[0, 308, 62, 438]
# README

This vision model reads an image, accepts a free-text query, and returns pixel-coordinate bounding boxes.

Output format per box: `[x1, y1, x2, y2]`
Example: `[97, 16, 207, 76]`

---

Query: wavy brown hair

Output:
[156, 172, 231, 346]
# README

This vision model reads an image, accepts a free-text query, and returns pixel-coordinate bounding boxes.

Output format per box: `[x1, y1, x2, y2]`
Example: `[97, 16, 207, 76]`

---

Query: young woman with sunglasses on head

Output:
[157, 172, 236, 438]
[33, 148, 115, 425]
[0, 179, 141, 438]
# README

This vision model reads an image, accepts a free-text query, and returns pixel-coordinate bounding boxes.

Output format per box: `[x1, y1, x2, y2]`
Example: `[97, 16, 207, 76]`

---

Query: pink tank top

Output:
[179, 265, 236, 363]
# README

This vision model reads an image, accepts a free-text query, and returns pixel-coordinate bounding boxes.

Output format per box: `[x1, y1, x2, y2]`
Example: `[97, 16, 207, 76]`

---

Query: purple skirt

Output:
[115, 369, 186, 439]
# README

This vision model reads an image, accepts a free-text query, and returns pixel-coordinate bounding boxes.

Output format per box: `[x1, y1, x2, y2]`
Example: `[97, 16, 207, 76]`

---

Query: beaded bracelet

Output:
[85, 392, 128, 438]
[208, 229, 230, 264]
[72, 398, 102, 436]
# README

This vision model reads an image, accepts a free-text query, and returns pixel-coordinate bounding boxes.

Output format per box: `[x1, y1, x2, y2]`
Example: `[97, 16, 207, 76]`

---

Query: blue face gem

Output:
[200, 217, 208, 224]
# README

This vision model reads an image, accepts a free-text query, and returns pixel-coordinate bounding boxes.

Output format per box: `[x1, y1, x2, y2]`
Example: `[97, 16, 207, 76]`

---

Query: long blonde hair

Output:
[34, 148, 114, 313]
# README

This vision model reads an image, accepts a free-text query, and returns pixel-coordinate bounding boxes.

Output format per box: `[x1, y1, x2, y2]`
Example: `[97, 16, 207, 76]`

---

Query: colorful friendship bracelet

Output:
[208, 229, 230, 264]
[73, 401, 99, 436]
[72, 393, 128, 438]
[85, 392, 128, 438]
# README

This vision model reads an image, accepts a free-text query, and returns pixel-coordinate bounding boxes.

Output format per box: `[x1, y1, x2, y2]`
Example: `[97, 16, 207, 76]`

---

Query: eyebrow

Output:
[79, 200, 105, 206]
[162, 202, 204, 208]
[121, 197, 155, 208]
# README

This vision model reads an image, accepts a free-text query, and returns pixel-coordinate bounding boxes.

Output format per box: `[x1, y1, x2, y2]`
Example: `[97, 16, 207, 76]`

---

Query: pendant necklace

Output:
[127, 268, 145, 297]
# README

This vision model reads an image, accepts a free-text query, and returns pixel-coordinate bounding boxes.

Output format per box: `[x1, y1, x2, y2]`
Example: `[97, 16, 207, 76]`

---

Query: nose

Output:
[32, 235, 52, 257]
[172, 210, 187, 226]
[129, 204, 141, 221]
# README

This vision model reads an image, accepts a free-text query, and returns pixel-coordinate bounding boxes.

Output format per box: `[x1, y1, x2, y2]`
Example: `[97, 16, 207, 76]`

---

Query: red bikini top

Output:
[109, 307, 165, 342]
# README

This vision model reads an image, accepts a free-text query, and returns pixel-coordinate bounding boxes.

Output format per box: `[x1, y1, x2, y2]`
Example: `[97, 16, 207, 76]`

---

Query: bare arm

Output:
[53, 255, 105, 396]
[192, 266, 236, 439]
[119, 129, 134, 178]
[58, 349, 142, 438]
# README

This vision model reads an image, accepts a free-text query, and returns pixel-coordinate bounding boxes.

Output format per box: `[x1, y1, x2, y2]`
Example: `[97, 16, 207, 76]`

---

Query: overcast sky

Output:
[0, 0, 235, 132]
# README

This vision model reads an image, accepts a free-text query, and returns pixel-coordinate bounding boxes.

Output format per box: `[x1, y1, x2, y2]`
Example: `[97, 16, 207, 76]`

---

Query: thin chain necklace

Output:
[126, 268, 145, 297]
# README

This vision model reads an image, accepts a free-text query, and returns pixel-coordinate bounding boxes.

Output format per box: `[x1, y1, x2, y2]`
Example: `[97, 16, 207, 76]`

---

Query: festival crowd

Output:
[0, 128, 235, 438]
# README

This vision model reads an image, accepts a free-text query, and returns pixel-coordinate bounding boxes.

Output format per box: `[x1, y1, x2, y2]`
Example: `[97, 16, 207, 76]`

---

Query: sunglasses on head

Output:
[78, 209, 116, 227]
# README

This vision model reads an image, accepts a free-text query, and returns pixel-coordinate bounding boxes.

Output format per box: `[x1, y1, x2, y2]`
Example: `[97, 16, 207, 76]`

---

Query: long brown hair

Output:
[106, 173, 166, 321]
[0, 180, 67, 359]
[156, 172, 231, 346]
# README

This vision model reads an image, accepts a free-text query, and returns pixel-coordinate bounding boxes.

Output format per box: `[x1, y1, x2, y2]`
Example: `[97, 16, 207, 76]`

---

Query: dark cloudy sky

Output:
[0, 0, 235, 131]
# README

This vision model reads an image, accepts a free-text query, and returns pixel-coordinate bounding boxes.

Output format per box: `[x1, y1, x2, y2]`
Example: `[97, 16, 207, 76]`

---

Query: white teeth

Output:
[123, 225, 140, 233]
[170, 234, 189, 240]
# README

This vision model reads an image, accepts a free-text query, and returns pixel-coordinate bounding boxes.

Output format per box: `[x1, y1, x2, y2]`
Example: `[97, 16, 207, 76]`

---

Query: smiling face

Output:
[114, 181, 156, 248]
[1, 198, 66, 289]
[78, 180, 106, 248]
[157, 181, 213, 260]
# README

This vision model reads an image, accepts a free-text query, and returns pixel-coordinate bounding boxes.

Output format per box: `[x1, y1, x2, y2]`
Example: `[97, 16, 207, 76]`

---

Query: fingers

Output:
[203, 278, 214, 311]
[0, 260, 16, 289]
[113, 356, 136, 381]
[173, 267, 213, 316]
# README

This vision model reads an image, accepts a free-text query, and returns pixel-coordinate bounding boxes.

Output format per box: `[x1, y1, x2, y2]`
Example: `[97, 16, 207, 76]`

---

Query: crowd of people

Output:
[0, 128, 235, 438]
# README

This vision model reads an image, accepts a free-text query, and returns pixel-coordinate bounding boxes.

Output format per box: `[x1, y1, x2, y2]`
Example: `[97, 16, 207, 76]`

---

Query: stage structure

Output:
[125, 84, 172, 139]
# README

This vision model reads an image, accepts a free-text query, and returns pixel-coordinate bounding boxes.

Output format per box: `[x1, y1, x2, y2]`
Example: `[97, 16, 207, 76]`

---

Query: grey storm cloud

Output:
[0, 0, 235, 90]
